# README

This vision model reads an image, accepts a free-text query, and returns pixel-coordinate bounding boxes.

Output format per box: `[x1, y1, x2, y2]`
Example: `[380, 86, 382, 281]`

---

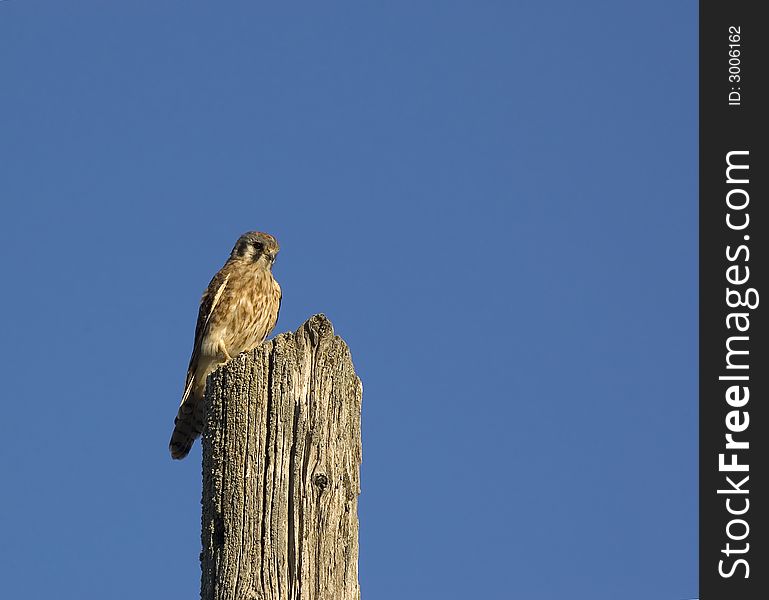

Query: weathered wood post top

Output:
[201, 314, 363, 600]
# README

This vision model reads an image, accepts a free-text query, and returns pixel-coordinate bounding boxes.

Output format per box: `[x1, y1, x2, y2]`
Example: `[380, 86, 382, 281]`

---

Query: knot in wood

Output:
[313, 473, 329, 490]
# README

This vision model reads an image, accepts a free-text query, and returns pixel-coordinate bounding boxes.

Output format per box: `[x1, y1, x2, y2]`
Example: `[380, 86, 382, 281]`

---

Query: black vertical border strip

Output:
[700, 2, 767, 599]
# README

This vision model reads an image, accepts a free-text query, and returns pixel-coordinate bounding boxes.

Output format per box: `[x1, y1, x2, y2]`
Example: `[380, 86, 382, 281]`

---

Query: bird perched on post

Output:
[169, 231, 282, 459]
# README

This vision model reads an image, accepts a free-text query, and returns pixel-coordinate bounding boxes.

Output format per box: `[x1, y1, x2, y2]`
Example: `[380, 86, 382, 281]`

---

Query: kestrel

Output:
[169, 231, 282, 459]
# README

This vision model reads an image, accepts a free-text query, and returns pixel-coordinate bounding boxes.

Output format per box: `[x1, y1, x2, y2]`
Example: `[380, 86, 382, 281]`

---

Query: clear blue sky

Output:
[0, 2, 697, 598]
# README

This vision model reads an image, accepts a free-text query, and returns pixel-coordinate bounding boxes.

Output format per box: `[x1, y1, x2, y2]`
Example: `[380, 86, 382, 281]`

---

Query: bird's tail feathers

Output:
[169, 397, 204, 460]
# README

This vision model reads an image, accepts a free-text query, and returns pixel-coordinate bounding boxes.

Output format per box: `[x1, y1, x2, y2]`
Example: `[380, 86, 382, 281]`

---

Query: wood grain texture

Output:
[201, 314, 362, 600]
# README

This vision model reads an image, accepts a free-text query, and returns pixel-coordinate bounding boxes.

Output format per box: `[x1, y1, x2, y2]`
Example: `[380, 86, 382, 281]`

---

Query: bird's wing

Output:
[180, 268, 231, 405]
[270, 286, 282, 337]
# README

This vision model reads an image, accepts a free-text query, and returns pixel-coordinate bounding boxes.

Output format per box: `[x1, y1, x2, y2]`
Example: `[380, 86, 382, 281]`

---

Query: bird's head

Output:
[231, 231, 280, 267]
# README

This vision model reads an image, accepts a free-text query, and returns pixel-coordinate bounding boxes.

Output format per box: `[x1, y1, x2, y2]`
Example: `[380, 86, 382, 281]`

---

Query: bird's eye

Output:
[252, 241, 264, 250]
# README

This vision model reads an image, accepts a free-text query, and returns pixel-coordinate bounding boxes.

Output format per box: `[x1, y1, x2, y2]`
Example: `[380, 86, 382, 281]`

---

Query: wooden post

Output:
[201, 314, 362, 600]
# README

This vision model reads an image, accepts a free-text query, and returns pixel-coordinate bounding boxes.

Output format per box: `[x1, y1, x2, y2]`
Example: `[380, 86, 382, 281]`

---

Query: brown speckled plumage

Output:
[169, 231, 282, 459]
